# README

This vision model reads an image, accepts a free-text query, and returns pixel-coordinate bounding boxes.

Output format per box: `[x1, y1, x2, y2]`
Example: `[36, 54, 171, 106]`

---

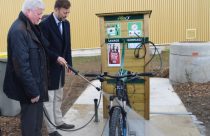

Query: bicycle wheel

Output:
[109, 107, 124, 136]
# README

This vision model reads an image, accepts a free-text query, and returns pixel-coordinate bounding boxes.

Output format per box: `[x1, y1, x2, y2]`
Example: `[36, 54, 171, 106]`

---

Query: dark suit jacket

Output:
[3, 12, 48, 103]
[40, 13, 72, 90]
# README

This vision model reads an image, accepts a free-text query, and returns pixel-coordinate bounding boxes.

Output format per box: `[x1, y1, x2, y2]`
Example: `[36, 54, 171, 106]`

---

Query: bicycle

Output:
[84, 69, 154, 136]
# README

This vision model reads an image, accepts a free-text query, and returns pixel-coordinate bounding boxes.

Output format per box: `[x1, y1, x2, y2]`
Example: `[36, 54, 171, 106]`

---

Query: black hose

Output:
[44, 65, 103, 132]
[144, 41, 162, 71]
[43, 91, 102, 132]
[133, 33, 163, 72]
[134, 43, 146, 59]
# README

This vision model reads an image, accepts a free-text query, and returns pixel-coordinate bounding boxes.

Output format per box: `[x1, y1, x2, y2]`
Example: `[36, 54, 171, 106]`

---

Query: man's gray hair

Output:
[22, 0, 45, 13]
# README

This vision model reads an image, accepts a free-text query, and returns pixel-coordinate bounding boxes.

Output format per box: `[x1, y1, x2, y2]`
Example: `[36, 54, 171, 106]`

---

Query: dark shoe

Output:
[49, 131, 62, 136]
[56, 123, 75, 129]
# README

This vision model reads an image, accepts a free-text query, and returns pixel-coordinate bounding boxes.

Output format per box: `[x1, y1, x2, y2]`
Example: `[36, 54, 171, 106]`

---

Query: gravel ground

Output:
[173, 82, 210, 136]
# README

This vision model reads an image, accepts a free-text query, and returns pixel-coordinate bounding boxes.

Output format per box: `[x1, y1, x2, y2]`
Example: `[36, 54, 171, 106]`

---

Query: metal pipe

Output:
[94, 99, 99, 122]
[78, 73, 101, 91]
[67, 64, 101, 91]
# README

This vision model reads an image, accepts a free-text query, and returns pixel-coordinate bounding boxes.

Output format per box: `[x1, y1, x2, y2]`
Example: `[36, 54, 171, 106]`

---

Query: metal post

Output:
[94, 99, 99, 122]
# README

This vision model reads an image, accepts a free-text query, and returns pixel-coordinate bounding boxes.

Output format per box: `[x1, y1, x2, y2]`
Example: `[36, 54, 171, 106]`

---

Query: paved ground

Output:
[58, 78, 201, 136]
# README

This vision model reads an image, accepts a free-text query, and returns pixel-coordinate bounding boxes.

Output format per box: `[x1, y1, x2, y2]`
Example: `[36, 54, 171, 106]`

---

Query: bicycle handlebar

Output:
[67, 64, 155, 83]
[84, 72, 155, 80]
[67, 64, 155, 78]
[84, 73, 99, 77]
[137, 72, 155, 77]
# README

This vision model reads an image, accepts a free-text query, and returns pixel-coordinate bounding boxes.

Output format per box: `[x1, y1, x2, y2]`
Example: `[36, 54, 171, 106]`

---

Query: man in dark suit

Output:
[3, 0, 48, 135]
[39, 0, 74, 136]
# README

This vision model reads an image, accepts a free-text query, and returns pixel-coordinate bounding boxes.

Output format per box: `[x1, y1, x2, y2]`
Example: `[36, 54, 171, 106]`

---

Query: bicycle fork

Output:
[109, 97, 127, 136]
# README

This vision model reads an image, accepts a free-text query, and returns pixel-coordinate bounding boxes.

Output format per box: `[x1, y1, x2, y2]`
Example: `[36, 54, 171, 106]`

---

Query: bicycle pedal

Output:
[129, 131, 136, 136]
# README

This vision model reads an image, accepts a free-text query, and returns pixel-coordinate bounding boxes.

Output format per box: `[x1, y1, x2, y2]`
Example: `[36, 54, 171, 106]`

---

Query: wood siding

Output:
[0, 0, 209, 52]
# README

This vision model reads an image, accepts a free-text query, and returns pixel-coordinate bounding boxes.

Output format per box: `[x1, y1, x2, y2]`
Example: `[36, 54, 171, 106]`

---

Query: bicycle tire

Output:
[109, 107, 124, 136]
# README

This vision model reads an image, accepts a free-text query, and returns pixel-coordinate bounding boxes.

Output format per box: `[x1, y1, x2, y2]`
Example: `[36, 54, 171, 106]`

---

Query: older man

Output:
[3, 0, 48, 135]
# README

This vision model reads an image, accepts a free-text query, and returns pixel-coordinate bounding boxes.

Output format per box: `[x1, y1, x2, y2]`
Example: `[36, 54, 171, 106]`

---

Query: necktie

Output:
[58, 21, 63, 35]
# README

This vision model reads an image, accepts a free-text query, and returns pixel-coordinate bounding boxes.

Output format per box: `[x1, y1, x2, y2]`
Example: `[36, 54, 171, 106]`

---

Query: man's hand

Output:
[67, 68, 72, 75]
[57, 56, 72, 74]
[31, 96, 40, 103]
[57, 56, 68, 68]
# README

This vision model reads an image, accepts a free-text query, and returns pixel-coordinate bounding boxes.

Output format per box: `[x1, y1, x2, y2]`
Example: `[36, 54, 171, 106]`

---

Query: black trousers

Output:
[20, 102, 43, 136]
